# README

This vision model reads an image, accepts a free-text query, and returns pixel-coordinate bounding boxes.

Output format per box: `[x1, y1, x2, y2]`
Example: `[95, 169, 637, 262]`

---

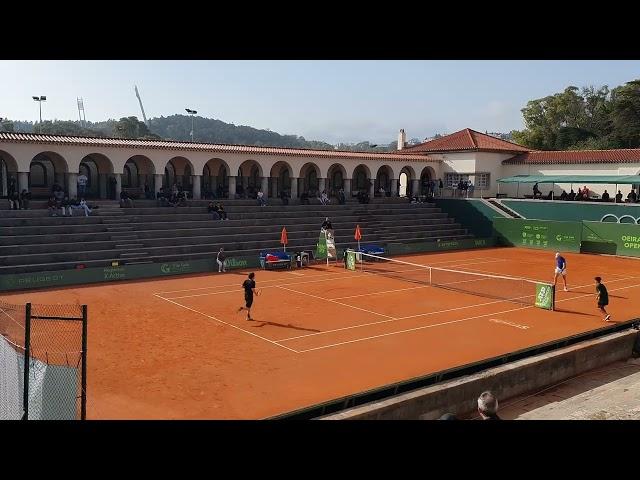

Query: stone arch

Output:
[327, 163, 347, 197]
[29, 151, 69, 197]
[237, 159, 263, 198]
[351, 164, 372, 196]
[269, 161, 293, 197]
[0, 151, 18, 197]
[123, 155, 155, 194]
[166, 156, 194, 192]
[80, 153, 114, 198]
[203, 158, 231, 199]
[375, 165, 394, 197]
[299, 162, 321, 195]
[399, 165, 416, 197]
[420, 165, 437, 195]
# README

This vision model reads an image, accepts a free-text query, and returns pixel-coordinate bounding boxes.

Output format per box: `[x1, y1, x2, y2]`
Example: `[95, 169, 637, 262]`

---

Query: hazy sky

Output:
[1, 60, 639, 144]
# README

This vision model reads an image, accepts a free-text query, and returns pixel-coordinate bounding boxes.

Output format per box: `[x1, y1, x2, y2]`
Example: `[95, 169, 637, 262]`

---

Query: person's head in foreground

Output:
[438, 413, 458, 420]
[595, 276, 602, 284]
[555, 252, 559, 258]
[248, 272, 255, 280]
[477, 391, 500, 420]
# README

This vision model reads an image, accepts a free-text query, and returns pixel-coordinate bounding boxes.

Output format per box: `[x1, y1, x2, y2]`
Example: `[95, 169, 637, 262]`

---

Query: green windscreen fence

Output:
[493, 218, 582, 252]
[581, 221, 640, 256]
[494, 217, 640, 258]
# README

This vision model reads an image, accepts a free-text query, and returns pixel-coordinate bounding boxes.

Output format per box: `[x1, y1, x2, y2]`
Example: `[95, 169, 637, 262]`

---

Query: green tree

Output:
[610, 80, 640, 148]
[113, 116, 155, 139]
[0, 118, 14, 132]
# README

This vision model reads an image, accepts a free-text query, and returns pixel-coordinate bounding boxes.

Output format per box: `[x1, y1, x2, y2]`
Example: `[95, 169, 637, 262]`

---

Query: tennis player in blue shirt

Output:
[553, 252, 569, 292]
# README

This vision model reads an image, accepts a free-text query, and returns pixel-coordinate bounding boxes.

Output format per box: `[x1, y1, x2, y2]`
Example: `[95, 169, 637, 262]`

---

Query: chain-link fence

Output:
[0, 299, 27, 420]
[0, 300, 87, 420]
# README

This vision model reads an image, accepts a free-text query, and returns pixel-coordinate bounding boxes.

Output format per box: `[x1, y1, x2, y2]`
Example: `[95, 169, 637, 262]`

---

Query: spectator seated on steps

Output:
[177, 189, 188, 206]
[208, 201, 221, 220]
[280, 189, 289, 205]
[319, 190, 330, 205]
[216, 203, 228, 220]
[47, 196, 58, 216]
[120, 190, 134, 208]
[257, 190, 267, 206]
[18, 189, 31, 210]
[338, 188, 346, 205]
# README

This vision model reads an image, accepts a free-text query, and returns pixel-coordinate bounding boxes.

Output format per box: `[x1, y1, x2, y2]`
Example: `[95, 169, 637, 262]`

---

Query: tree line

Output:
[511, 79, 640, 150]
[0, 114, 397, 151]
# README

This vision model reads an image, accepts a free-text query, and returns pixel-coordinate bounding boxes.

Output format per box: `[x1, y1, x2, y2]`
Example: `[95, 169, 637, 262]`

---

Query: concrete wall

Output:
[319, 330, 638, 420]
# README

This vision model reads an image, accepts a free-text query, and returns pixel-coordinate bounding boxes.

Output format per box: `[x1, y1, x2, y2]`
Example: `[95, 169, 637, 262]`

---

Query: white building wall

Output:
[474, 152, 516, 197]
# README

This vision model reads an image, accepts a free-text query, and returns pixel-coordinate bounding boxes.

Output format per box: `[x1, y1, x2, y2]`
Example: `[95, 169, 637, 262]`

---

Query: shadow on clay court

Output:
[249, 320, 321, 333]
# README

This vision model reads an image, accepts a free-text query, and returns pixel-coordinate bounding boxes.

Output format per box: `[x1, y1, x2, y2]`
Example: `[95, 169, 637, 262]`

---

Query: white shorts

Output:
[555, 267, 567, 276]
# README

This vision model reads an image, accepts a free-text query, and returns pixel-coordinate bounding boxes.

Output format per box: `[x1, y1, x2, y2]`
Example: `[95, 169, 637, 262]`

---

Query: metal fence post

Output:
[81, 304, 88, 420]
[23, 303, 31, 421]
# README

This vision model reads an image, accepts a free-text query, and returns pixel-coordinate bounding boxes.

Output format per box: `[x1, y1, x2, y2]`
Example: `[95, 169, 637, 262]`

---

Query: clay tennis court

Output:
[3, 246, 640, 419]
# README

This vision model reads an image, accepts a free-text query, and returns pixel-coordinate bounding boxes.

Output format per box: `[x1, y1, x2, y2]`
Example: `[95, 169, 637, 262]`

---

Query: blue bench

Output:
[259, 251, 293, 270]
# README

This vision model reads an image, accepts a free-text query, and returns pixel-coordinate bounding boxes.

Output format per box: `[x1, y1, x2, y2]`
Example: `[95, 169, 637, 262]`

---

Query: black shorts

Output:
[598, 302, 608, 308]
[245, 296, 254, 308]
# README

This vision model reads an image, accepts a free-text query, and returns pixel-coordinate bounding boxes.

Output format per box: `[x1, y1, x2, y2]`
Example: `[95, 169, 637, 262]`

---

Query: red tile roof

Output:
[0, 132, 436, 163]
[503, 149, 640, 165]
[400, 128, 529, 153]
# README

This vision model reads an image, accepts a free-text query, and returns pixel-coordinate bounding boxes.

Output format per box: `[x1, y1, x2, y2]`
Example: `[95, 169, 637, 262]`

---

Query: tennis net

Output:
[353, 251, 555, 310]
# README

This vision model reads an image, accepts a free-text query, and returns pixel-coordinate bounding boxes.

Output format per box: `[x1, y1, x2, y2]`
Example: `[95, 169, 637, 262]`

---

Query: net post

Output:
[551, 285, 556, 311]
[22, 303, 31, 421]
[81, 304, 88, 420]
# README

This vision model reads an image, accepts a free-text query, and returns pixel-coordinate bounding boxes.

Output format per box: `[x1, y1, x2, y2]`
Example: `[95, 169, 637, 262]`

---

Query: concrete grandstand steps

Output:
[119, 252, 149, 258]
[102, 218, 131, 224]
[0, 226, 468, 254]
[0, 228, 469, 264]
[0, 200, 471, 275]
[106, 226, 134, 231]
[0, 235, 461, 275]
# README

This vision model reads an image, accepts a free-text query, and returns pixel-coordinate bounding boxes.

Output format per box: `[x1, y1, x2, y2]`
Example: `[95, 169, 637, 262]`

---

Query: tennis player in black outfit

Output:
[238, 272, 259, 320]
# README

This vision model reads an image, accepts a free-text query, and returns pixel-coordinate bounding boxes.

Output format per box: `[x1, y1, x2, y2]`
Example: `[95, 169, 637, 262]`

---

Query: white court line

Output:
[292, 281, 640, 353]
[287, 271, 305, 276]
[153, 294, 299, 353]
[276, 285, 395, 319]
[153, 255, 503, 295]
[0, 306, 25, 330]
[277, 277, 640, 353]
[334, 285, 428, 300]
[165, 273, 348, 299]
[154, 269, 344, 295]
[276, 295, 532, 342]
[164, 257, 509, 300]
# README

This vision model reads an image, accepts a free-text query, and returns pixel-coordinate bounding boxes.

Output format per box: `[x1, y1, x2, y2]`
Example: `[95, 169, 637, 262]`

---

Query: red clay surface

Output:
[3, 247, 640, 419]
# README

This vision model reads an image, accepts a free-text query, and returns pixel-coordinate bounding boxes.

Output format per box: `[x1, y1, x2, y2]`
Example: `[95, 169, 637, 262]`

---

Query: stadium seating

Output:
[0, 198, 473, 274]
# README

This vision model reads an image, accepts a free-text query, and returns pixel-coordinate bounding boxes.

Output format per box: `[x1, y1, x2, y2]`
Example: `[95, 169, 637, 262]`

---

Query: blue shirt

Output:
[556, 256, 566, 269]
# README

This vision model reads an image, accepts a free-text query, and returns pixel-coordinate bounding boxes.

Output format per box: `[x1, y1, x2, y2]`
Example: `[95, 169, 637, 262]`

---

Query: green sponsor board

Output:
[386, 237, 496, 255]
[315, 231, 328, 260]
[493, 218, 582, 252]
[346, 250, 356, 271]
[581, 221, 640, 257]
[0, 255, 260, 292]
[535, 283, 555, 310]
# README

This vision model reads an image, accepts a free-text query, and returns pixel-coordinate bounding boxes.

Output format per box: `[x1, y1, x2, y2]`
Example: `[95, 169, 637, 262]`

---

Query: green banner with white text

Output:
[493, 218, 582, 252]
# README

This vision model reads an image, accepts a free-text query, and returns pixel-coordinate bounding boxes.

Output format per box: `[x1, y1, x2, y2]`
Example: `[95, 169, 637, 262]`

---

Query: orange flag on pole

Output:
[281, 227, 288, 251]
[354, 225, 362, 241]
